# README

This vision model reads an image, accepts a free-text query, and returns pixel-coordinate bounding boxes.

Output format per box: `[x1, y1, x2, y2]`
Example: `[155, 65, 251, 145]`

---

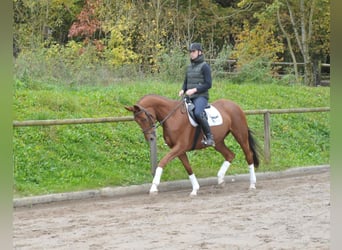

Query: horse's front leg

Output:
[149, 147, 182, 194]
[178, 153, 200, 196]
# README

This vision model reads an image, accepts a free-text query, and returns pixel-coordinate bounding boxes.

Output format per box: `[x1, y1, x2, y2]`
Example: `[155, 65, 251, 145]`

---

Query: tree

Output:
[14, 0, 329, 82]
[68, 0, 101, 40]
[237, 0, 329, 85]
[13, 0, 83, 52]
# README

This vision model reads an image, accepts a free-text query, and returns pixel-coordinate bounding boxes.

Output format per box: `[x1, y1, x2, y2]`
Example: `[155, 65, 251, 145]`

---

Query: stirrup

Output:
[201, 137, 215, 147]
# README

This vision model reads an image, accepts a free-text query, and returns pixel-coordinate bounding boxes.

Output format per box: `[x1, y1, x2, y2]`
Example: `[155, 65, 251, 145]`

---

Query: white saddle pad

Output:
[186, 103, 223, 127]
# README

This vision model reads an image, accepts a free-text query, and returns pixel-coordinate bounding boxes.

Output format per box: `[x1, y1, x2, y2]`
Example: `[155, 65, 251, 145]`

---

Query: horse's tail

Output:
[248, 128, 260, 168]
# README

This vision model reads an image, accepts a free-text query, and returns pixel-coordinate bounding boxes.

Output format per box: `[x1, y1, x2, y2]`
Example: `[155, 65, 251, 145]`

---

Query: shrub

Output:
[211, 45, 233, 79]
[14, 42, 146, 86]
[231, 57, 275, 84]
[157, 46, 188, 82]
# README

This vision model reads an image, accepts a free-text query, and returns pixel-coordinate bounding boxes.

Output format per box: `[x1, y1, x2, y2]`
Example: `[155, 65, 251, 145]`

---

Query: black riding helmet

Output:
[189, 43, 203, 52]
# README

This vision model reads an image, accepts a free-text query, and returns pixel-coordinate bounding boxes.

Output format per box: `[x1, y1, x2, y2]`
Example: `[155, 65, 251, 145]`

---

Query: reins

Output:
[155, 99, 184, 129]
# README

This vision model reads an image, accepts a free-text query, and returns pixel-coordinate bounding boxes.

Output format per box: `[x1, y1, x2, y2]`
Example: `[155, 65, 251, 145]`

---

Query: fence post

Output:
[264, 112, 271, 163]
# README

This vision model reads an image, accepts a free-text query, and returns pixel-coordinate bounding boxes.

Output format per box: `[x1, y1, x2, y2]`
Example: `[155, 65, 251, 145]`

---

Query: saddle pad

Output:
[186, 103, 223, 127]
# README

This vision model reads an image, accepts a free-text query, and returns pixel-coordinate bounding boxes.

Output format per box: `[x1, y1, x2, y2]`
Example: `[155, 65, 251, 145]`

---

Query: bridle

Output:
[133, 107, 157, 135]
[134, 99, 185, 135]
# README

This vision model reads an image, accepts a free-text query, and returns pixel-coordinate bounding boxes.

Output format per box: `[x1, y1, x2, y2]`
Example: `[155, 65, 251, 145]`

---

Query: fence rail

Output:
[13, 116, 134, 127]
[244, 107, 330, 163]
[244, 107, 330, 115]
[13, 107, 330, 163]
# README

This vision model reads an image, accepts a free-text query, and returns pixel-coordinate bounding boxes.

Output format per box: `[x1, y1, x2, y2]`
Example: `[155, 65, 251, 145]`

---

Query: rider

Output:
[178, 42, 215, 147]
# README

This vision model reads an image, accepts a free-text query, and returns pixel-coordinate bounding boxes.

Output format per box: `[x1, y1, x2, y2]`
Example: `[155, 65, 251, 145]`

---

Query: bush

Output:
[14, 42, 146, 87]
[13, 43, 306, 88]
[211, 45, 233, 79]
[231, 57, 275, 84]
[157, 46, 188, 82]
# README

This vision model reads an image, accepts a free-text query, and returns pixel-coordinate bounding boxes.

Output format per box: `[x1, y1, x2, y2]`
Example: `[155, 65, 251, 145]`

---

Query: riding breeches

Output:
[192, 96, 208, 121]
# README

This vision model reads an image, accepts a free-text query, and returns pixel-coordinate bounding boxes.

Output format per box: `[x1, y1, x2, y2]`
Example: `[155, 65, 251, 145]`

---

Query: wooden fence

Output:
[244, 107, 330, 163]
[13, 107, 330, 164]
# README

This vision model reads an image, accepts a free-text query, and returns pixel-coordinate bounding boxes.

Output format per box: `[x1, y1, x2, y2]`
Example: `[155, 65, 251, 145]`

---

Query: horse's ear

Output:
[124, 105, 141, 113]
[124, 106, 135, 112]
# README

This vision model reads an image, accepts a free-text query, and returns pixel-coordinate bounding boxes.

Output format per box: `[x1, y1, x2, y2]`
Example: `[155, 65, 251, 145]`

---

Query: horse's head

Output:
[125, 104, 157, 142]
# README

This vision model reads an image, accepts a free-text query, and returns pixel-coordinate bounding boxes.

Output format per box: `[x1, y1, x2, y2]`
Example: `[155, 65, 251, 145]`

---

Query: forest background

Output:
[14, 0, 330, 86]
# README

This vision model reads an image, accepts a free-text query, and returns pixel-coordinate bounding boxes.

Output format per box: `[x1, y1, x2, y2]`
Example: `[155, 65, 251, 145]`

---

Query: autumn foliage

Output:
[13, 0, 330, 85]
[68, 0, 101, 40]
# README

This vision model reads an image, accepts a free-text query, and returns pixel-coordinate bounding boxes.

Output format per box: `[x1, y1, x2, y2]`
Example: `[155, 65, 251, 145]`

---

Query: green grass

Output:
[13, 80, 330, 197]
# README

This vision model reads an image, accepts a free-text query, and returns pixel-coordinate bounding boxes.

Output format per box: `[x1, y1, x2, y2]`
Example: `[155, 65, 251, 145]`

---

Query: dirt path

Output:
[14, 170, 330, 249]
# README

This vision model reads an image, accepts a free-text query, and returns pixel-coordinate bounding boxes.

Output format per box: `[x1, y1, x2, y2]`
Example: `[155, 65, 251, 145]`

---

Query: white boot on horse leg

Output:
[189, 174, 200, 196]
[149, 167, 163, 194]
[249, 164, 256, 190]
[217, 161, 231, 185]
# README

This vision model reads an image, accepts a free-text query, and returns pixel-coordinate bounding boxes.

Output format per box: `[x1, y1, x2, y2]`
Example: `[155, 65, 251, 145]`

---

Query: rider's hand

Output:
[185, 88, 197, 96]
[178, 89, 184, 96]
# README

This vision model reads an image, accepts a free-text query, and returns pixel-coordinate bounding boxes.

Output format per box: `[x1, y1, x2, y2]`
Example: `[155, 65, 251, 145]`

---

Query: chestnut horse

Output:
[125, 94, 260, 196]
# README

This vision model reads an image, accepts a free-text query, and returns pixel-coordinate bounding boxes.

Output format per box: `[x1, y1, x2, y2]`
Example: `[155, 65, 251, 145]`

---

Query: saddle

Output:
[184, 98, 223, 127]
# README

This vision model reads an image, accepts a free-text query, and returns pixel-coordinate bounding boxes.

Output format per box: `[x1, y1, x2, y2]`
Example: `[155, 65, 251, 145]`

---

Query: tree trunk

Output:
[277, 8, 299, 82]
[300, 0, 314, 86]
[286, 0, 315, 86]
[313, 59, 321, 86]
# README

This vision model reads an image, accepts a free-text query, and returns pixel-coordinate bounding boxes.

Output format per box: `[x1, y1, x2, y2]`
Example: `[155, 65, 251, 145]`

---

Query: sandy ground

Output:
[13, 170, 330, 250]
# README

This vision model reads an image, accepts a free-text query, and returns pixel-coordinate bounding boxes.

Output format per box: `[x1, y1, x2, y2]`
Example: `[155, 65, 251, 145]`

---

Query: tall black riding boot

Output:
[198, 113, 215, 147]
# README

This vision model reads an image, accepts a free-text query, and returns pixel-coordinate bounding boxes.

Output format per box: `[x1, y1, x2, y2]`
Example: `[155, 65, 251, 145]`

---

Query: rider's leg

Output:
[193, 97, 215, 146]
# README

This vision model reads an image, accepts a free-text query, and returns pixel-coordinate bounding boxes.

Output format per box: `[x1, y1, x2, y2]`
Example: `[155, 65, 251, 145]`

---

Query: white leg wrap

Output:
[189, 174, 200, 196]
[217, 161, 231, 184]
[249, 164, 256, 189]
[150, 167, 163, 193]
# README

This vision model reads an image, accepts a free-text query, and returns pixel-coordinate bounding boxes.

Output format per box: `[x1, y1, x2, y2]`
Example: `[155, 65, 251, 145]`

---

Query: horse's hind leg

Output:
[178, 153, 200, 196]
[214, 141, 235, 185]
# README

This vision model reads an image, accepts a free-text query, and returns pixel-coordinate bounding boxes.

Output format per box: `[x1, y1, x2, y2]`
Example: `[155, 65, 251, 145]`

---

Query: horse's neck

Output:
[155, 101, 175, 121]
[148, 96, 177, 122]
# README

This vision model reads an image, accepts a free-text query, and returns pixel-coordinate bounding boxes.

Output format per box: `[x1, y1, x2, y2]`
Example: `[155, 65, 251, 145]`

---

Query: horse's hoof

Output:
[149, 191, 158, 196]
[249, 183, 256, 190]
[217, 182, 225, 189]
[190, 190, 198, 196]
[217, 178, 225, 188]
[149, 185, 159, 195]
